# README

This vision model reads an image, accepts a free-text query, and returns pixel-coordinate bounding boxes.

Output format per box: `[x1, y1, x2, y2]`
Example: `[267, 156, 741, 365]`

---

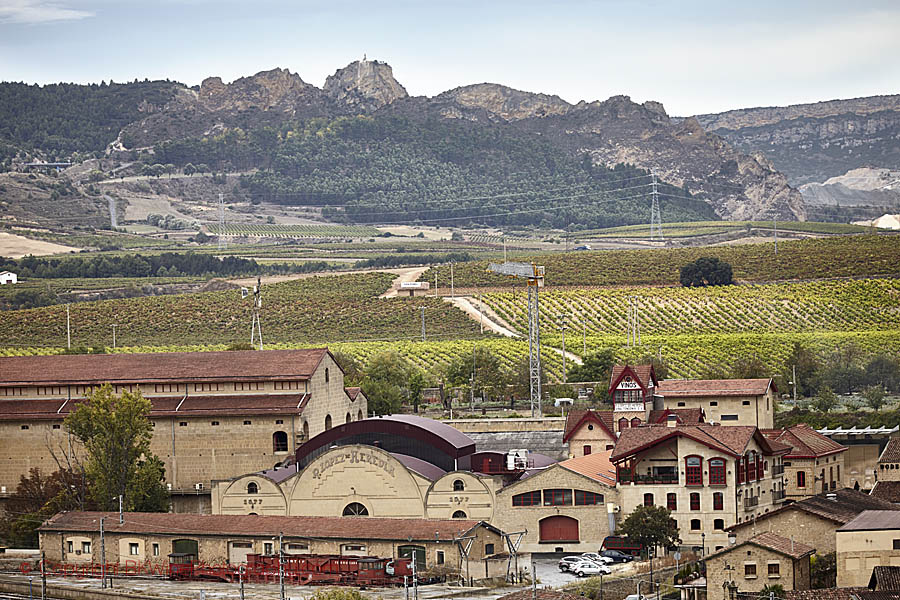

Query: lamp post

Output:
[701, 532, 706, 558]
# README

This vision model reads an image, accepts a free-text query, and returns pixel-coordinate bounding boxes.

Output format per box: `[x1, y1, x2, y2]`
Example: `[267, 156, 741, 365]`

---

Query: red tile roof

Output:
[786, 589, 866, 600]
[656, 378, 774, 397]
[345, 387, 364, 401]
[0, 348, 330, 387]
[0, 393, 311, 421]
[727, 489, 900, 532]
[707, 532, 814, 562]
[880, 440, 900, 463]
[608, 364, 657, 395]
[498, 590, 584, 600]
[870, 566, 900, 591]
[559, 450, 616, 486]
[648, 408, 704, 425]
[563, 409, 615, 442]
[871, 482, 900, 503]
[611, 424, 788, 462]
[39, 512, 488, 542]
[761, 424, 847, 459]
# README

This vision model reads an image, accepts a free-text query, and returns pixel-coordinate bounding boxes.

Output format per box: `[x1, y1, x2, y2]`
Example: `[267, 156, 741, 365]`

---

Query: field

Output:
[420, 234, 900, 287]
[208, 223, 383, 239]
[0, 272, 485, 348]
[580, 220, 872, 239]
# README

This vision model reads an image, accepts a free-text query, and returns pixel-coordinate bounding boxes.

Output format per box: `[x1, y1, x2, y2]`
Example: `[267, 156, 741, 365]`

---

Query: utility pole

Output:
[239, 565, 245, 600]
[278, 532, 285, 600]
[503, 235, 507, 262]
[650, 170, 663, 242]
[792, 364, 798, 404]
[420, 306, 426, 341]
[118, 495, 123, 524]
[478, 293, 484, 334]
[559, 321, 567, 383]
[774, 216, 778, 255]
[111, 324, 117, 349]
[450, 262, 455, 298]
[66, 304, 71, 349]
[217, 193, 226, 250]
[100, 517, 106, 589]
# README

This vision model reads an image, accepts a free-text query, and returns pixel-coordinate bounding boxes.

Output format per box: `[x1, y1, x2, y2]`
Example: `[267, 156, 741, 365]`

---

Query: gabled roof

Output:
[880, 440, 900, 463]
[706, 532, 814, 562]
[871, 481, 900, 503]
[648, 408, 704, 425]
[0, 348, 330, 387]
[786, 589, 866, 600]
[762, 424, 847, 459]
[345, 387, 365, 402]
[608, 364, 657, 395]
[727, 489, 900, 532]
[563, 409, 615, 442]
[498, 591, 584, 600]
[39, 511, 492, 542]
[656, 378, 775, 397]
[610, 424, 788, 462]
[559, 450, 616, 487]
[870, 566, 900, 591]
[839, 510, 900, 532]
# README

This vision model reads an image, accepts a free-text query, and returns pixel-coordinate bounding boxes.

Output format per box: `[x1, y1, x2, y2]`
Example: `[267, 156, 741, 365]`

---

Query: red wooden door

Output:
[539, 516, 579, 542]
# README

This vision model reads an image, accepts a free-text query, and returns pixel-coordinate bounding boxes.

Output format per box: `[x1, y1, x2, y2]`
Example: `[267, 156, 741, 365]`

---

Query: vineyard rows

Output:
[580, 220, 871, 239]
[482, 279, 900, 337]
[207, 223, 382, 238]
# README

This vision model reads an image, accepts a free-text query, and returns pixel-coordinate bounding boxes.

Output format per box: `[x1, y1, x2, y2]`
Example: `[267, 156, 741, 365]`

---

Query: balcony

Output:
[772, 464, 785, 476]
[617, 472, 679, 485]
[744, 496, 760, 511]
[773, 489, 786, 502]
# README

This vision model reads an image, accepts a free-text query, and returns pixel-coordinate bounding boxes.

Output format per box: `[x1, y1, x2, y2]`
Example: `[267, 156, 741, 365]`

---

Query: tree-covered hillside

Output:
[153, 115, 718, 229]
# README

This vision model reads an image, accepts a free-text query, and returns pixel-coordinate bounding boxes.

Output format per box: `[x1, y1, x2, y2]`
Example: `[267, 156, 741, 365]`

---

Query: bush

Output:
[680, 257, 733, 287]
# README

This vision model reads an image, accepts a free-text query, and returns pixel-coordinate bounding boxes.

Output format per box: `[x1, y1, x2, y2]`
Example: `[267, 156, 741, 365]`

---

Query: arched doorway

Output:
[539, 515, 579, 543]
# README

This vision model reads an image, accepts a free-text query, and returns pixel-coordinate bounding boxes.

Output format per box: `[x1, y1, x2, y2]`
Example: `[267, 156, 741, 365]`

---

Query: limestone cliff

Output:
[323, 59, 408, 111]
[437, 84, 571, 121]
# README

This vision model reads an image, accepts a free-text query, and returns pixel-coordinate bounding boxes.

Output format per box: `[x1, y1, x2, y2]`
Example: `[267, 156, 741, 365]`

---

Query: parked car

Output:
[601, 549, 635, 563]
[624, 595, 647, 600]
[559, 556, 586, 572]
[581, 552, 614, 565]
[572, 561, 612, 577]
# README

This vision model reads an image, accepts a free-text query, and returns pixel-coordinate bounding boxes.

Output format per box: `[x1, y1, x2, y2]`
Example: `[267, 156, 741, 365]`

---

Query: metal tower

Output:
[650, 170, 663, 242]
[488, 262, 545, 416]
[244, 277, 263, 350]
[217, 193, 227, 250]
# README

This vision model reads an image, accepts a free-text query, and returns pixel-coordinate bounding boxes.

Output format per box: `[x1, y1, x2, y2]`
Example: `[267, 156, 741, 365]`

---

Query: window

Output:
[179, 421, 187, 427]
[154, 384, 181, 393]
[325, 414, 332, 430]
[452, 510, 467, 519]
[243, 420, 252, 425]
[513, 491, 541, 506]
[893, 539, 900, 550]
[211, 421, 219, 426]
[274, 381, 301, 390]
[346, 412, 351, 424]
[690, 519, 701, 531]
[357, 410, 363, 421]
[67, 541, 73, 553]
[152, 544, 159, 557]
[20, 425, 29, 430]
[797, 471, 806, 488]
[81, 541, 91, 554]
[667, 493, 677, 510]
[745, 564, 757, 577]
[193, 383, 222, 392]
[129, 543, 139, 555]
[714, 519, 725, 530]
[343, 502, 368, 516]
[52, 424, 60, 430]
[234, 382, 264, 391]
[273, 431, 288, 453]
[287, 543, 308, 552]
[575, 490, 604, 505]
[38, 386, 64, 395]
[713, 492, 724, 511]
[74, 385, 96, 396]
[618, 417, 629, 431]
[690, 492, 700, 511]
[264, 543, 274, 555]
[768, 563, 780, 576]
[343, 544, 366, 553]
[721, 415, 739, 421]
[837, 465, 841, 482]
[631, 417, 642, 427]
[709, 458, 726, 485]
[247, 482, 259, 494]
[584, 445, 592, 456]
[453, 479, 465, 492]
[325, 368, 330, 383]
[686, 456, 702, 486]
[485, 543, 495, 555]
[1, 387, 24, 396]
[644, 493, 654, 507]
[709, 401, 718, 406]
[743, 400, 751, 406]
[436, 551, 445, 565]
[543, 489, 572, 506]
[677, 402, 686, 407]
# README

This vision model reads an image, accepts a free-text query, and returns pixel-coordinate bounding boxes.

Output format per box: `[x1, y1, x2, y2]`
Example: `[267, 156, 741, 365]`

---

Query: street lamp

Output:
[701, 532, 706, 558]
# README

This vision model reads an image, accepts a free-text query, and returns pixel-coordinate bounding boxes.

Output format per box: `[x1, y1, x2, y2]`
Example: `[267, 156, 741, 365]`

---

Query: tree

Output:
[731, 354, 768, 379]
[679, 257, 733, 287]
[866, 354, 900, 393]
[359, 351, 418, 415]
[332, 351, 364, 386]
[183, 163, 196, 176]
[568, 349, 616, 383]
[761, 584, 786, 600]
[616, 505, 681, 552]
[408, 370, 428, 414]
[810, 387, 838, 413]
[63, 384, 170, 512]
[863, 385, 887, 412]
[0, 469, 66, 547]
[444, 346, 507, 404]
[783, 342, 821, 398]
[810, 552, 836, 588]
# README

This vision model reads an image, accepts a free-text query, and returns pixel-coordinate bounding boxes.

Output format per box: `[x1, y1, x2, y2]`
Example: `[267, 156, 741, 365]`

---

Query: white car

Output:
[581, 552, 614, 565]
[571, 560, 612, 577]
[559, 556, 587, 571]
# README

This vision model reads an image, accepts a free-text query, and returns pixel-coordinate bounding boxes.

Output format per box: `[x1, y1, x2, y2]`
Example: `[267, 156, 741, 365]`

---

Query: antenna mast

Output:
[217, 193, 227, 250]
[650, 170, 663, 242]
[249, 277, 263, 350]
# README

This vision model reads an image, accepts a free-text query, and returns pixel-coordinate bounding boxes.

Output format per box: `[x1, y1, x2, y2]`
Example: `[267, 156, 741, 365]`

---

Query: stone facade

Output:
[836, 527, 900, 587]
[783, 453, 845, 501]
[729, 508, 839, 555]
[706, 538, 812, 600]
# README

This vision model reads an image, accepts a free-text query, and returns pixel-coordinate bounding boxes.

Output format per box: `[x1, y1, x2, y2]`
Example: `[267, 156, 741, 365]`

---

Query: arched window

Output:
[357, 409, 363, 421]
[302, 420, 309, 440]
[709, 458, 726, 485]
[325, 414, 332, 431]
[714, 518, 725, 530]
[272, 431, 288, 453]
[797, 471, 806, 488]
[345, 412, 351, 424]
[452, 510, 467, 519]
[666, 493, 677, 510]
[643, 493, 654, 507]
[453, 479, 465, 492]
[631, 417, 642, 427]
[325, 368, 330, 383]
[686, 456, 703, 486]
[247, 482, 259, 495]
[342, 502, 368, 516]
[618, 417, 629, 431]
[690, 492, 700, 511]
[713, 492, 724, 510]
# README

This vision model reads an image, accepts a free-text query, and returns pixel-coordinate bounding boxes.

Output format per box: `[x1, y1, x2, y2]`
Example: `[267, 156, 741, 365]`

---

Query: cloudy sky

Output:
[1, 0, 898, 115]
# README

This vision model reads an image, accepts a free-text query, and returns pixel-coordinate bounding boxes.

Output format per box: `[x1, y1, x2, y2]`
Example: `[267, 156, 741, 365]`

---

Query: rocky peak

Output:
[438, 83, 572, 121]
[323, 59, 408, 111]
[198, 68, 316, 112]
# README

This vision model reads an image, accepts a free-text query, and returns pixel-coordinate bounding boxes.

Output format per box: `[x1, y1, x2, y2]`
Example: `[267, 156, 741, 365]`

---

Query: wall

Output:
[783, 454, 844, 500]
[445, 418, 564, 433]
[729, 509, 835, 554]
[707, 545, 808, 600]
[665, 391, 774, 429]
[567, 422, 616, 458]
[836, 528, 900, 587]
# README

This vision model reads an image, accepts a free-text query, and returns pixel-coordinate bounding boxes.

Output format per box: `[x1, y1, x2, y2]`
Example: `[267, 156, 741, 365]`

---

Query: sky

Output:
[1, 0, 898, 115]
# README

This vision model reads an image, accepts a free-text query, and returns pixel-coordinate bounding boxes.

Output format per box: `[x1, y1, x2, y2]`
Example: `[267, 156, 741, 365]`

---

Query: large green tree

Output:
[568, 349, 616, 384]
[359, 351, 424, 415]
[616, 505, 681, 552]
[444, 346, 508, 404]
[679, 257, 733, 287]
[64, 384, 169, 512]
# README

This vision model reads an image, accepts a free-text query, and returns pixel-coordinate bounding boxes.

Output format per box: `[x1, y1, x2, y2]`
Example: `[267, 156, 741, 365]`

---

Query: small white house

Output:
[0, 271, 17, 284]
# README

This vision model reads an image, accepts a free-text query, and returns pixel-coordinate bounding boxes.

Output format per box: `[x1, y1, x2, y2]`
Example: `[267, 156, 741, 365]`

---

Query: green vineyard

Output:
[580, 220, 872, 239]
[207, 223, 383, 238]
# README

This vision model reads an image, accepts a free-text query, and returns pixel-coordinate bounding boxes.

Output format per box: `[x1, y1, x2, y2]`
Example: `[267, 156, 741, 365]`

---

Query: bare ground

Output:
[0, 232, 80, 258]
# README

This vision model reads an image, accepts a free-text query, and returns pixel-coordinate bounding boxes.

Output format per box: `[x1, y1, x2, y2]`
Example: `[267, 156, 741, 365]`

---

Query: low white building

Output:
[0, 271, 17, 284]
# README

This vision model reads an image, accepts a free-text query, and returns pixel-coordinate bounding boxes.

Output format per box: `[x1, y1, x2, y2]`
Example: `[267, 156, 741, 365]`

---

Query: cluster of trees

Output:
[3, 252, 262, 279]
[680, 257, 734, 287]
[781, 342, 899, 401]
[353, 251, 474, 269]
[0, 385, 168, 547]
[146, 213, 191, 230]
[150, 115, 719, 229]
[0, 80, 179, 157]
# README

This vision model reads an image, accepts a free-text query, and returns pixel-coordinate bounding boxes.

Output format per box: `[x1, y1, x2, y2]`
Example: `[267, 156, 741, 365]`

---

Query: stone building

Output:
[0, 349, 364, 511]
[705, 532, 814, 600]
[762, 424, 848, 500]
[655, 378, 776, 429]
[38, 511, 503, 575]
[872, 440, 900, 504]
[726, 489, 899, 555]
[611, 424, 790, 551]
[837, 511, 900, 587]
